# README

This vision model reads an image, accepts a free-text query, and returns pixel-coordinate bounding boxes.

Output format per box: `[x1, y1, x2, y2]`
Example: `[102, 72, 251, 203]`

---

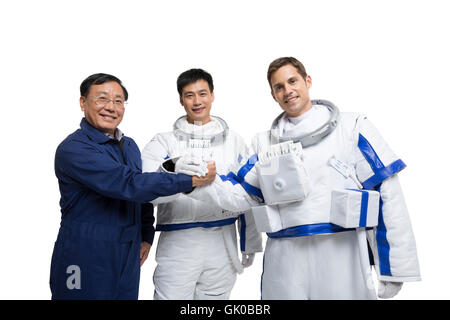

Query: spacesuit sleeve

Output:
[355, 116, 406, 189]
[367, 175, 421, 282]
[141, 135, 181, 205]
[355, 116, 420, 282]
[237, 211, 263, 254]
[187, 141, 263, 212]
[56, 139, 193, 203]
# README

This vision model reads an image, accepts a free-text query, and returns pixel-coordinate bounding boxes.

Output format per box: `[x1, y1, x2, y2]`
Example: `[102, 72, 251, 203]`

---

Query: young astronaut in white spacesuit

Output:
[187, 57, 421, 299]
[141, 69, 262, 300]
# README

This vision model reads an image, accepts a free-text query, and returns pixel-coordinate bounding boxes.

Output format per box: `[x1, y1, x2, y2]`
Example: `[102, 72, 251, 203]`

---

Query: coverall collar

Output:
[80, 118, 119, 144]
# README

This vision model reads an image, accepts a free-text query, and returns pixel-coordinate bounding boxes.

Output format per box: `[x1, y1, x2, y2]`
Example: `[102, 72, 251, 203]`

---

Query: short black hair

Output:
[177, 68, 214, 96]
[80, 73, 128, 101]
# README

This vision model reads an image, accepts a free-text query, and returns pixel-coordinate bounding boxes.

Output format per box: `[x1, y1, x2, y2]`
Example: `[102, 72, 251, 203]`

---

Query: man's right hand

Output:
[192, 161, 216, 187]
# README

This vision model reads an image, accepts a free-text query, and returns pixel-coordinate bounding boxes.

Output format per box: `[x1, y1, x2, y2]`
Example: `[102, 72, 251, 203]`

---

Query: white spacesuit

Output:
[141, 115, 262, 300]
[188, 100, 420, 299]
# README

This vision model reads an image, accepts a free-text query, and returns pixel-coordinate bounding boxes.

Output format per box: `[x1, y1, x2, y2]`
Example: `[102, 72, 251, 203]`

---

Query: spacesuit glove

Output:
[241, 253, 255, 268]
[175, 155, 208, 177]
[378, 281, 403, 299]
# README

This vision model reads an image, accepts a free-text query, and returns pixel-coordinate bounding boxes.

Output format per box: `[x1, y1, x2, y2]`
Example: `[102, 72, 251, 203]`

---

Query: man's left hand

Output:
[140, 241, 151, 267]
[378, 281, 403, 299]
[241, 253, 255, 268]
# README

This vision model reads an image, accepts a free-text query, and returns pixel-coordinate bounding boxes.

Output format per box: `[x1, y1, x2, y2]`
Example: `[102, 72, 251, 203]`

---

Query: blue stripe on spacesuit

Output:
[235, 154, 265, 200]
[240, 181, 264, 201]
[375, 186, 392, 276]
[358, 134, 406, 190]
[237, 154, 258, 179]
[260, 252, 266, 300]
[219, 171, 265, 201]
[267, 223, 356, 238]
[348, 189, 369, 227]
[359, 190, 369, 227]
[357, 133, 393, 276]
[358, 134, 384, 172]
[347, 189, 369, 227]
[239, 214, 246, 252]
[219, 173, 239, 185]
[362, 159, 406, 190]
[156, 218, 237, 231]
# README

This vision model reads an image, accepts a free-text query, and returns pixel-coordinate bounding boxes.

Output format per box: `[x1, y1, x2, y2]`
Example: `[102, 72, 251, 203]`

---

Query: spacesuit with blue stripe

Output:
[141, 116, 262, 300]
[188, 102, 420, 299]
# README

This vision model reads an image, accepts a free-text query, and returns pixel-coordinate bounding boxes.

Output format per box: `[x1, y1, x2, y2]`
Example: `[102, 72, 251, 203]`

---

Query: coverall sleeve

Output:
[141, 135, 181, 205]
[237, 211, 263, 254]
[56, 139, 193, 203]
[141, 202, 156, 244]
[186, 146, 263, 213]
[354, 116, 420, 282]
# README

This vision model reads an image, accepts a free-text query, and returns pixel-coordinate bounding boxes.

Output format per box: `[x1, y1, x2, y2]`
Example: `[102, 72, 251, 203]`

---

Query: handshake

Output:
[174, 155, 217, 188]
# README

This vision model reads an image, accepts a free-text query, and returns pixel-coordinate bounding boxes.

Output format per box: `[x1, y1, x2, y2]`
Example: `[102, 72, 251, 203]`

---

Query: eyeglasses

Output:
[91, 96, 127, 108]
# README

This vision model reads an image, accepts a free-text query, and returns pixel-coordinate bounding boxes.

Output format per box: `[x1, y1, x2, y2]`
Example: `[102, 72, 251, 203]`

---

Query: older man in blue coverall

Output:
[50, 73, 216, 300]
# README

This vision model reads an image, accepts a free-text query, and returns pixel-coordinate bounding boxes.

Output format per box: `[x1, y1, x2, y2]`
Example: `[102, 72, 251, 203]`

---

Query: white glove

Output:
[378, 281, 403, 299]
[241, 253, 255, 268]
[175, 155, 208, 177]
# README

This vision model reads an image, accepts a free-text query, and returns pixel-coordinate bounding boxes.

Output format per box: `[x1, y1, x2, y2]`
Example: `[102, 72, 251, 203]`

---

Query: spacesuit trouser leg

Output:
[153, 227, 237, 300]
[50, 222, 140, 300]
[261, 231, 376, 300]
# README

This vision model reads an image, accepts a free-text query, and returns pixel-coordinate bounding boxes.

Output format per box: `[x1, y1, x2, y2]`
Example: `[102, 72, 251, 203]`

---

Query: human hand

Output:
[140, 241, 151, 267]
[175, 155, 208, 177]
[192, 161, 216, 187]
[241, 253, 255, 268]
[378, 281, 403, 299]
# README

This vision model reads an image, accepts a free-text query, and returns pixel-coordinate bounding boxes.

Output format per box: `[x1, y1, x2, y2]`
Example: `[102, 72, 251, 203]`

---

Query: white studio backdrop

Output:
[0, 0, 448, 299]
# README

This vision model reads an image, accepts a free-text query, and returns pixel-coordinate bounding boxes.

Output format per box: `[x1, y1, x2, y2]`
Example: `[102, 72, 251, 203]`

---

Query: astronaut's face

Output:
[80, 81, 125, 135]
[270, 64, 312, 118]
[180, 79, 214, 125]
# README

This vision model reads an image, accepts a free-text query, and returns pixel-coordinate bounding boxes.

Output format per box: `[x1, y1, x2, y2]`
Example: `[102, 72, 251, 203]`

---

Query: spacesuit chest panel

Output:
[157, 134, 239, 226]
[166, 135, 236, 175]
[256, 120, 360, 229]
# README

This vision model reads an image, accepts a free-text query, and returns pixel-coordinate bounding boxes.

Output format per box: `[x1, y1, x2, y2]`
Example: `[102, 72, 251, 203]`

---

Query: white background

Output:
[0, 0, 448, 300]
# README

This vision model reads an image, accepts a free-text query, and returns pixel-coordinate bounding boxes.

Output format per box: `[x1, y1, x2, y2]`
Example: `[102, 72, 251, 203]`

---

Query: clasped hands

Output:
[175, 154, 217, 187]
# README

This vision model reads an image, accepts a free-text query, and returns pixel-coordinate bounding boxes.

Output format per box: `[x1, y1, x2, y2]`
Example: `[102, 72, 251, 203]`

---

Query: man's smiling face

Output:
[270, 64, 312, 118]
[80, 81, 125, 135]
[180, 79, 214, 125]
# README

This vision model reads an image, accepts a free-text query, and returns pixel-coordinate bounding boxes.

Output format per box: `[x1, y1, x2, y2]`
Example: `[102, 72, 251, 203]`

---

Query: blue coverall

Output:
[50, 119, 193, 299]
